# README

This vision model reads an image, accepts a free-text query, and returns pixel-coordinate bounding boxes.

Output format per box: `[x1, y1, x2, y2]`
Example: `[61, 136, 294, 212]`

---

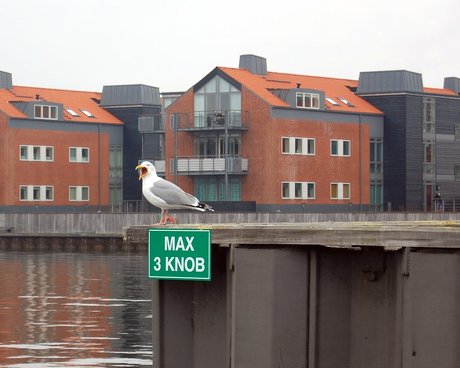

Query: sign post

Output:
[148, 229, 211, 281]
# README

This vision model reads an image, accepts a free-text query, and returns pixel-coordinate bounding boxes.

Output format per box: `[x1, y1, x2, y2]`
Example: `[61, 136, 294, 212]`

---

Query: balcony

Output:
[172, 110, 249, 131]
[174, 156, 248, 175]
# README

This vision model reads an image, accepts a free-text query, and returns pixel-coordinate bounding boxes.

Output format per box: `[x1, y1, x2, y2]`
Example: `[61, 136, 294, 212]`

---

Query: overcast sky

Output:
[1, 0, 459, 93]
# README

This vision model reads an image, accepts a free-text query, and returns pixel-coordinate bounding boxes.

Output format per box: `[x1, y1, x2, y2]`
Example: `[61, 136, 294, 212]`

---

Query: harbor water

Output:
[0, 249, 152, 367]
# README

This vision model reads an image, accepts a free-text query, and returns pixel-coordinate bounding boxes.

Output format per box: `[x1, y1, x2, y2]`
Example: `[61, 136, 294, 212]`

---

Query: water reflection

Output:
[0, 250, 152, 367]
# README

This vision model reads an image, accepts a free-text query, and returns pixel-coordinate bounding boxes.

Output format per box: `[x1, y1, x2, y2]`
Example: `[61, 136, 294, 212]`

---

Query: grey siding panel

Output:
[405, 95, 423, 211]
[435, 97, 460, 135]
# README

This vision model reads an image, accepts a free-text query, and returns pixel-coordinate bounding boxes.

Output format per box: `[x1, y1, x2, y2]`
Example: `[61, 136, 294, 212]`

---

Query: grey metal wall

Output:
[103, 106, 162, 201]
[363, 95, 408, 210]
[363, 93, 460, 210]
[153, 244, 460, 368]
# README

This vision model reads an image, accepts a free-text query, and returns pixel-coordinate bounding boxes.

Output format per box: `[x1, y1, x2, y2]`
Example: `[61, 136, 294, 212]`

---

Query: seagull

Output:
[135, 161, 214, 224]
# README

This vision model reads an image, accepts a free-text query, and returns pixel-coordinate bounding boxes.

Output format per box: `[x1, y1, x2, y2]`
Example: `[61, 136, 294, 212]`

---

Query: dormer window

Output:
[34, 105, 58, 120]
[296, 92, 320, 109]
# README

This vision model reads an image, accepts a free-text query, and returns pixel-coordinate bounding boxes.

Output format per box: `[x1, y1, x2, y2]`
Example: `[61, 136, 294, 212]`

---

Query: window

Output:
[325, 97, 339, 106]
[455, 165, 460, 181]
[330, 140, 351, 157]
[19, 185, 53, 201]
[194, 75, 241, 128]
[20, 146, 28, 160]
[370, 180, 383, 210]
[331, 183, 350, 200]
[296, 92, 320, 109]
[455, 124, 460, 141]
[281, 182, 315, 199]
[69, 147, 90, 163]
[424, 141, 434, 174]
[282, 183, 290, 199]
[370, 139, 383, 174]
[424, 98, 434, 122]
[19, 145, 54, 162]
[66, 108, 79, 117]
[69, 186, 90, 201]
[34, 105, 58, 120]
[338, 97, 355, 107]
[80, 109, 94, 118]
[194, 177, 241, 201]
[294, 183, 302, 198]
[281, 137, 315, 155]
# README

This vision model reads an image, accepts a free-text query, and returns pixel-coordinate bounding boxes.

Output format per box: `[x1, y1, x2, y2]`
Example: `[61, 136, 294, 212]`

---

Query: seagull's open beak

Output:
[135, 164, 147, 180]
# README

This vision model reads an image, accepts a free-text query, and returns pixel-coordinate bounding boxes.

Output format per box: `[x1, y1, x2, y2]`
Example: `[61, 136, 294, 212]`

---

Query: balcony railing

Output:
[171, 110, 249, 131]
[174, 156, 248, 175]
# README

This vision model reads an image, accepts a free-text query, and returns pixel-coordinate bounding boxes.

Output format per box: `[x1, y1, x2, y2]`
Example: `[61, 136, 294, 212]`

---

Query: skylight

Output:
[338, 97, 355, 107]
[65, 108, 79, 117]
[325, 97, 339, 106]
[80, 109, 94, 118]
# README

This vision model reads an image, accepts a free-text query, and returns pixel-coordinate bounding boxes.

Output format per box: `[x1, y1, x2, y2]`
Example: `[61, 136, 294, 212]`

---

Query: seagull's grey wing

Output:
[150, 179, 198, 207]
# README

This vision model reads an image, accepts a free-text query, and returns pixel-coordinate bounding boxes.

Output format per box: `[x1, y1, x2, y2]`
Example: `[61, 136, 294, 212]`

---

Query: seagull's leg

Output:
[158, 209, 167, 225]
[163, 210, 175, 224]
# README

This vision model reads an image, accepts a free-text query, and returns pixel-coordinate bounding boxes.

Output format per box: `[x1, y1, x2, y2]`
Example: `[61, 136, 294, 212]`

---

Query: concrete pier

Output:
[125, 221, 460, 368]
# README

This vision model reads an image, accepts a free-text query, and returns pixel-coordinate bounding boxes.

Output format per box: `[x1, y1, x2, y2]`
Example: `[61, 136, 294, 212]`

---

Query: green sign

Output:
[148, 229, 211, 281]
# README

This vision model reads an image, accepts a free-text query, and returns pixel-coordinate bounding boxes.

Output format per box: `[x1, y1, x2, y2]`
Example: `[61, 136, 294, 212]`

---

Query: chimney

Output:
[239, 54, 267, 76]
[444, 77, 460, 94]
[0, 71, 12, 89]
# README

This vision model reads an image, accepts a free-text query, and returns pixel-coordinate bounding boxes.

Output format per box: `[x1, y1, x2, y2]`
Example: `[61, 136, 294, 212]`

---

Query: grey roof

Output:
[100, 84, 161, 106]
[357, 70, 423, 94]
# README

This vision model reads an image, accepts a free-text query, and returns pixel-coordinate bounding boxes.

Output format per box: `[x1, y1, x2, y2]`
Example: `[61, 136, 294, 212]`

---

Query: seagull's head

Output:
[135, 161, 157, 180]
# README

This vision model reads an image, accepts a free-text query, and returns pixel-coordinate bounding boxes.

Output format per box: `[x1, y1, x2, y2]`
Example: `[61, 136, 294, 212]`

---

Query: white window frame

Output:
[330, 182, 351, 200]
[69, 186, 90, 201]
[296, 92, 320, 110]
[19, 185, 54, 201]
[281, 137, 315, 155]
[69, 147, 90, 163]
[34, 105, 58, 120]
[281, 182, 315, 199]
[19, 145, 54, 162]
[330, 139, 351, 157]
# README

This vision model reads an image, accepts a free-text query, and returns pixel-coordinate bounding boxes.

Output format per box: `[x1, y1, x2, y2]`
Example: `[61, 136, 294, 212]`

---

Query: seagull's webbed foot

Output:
[157, 209, 175, 225]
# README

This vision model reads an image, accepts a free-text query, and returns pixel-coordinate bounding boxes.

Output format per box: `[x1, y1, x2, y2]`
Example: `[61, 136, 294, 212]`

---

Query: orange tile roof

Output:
[0, 86, 122, 124]
[423, 87, 458, 96]
[218, 67, 383, 115]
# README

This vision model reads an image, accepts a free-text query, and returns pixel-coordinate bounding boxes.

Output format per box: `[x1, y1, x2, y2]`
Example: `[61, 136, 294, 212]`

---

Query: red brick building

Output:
[165, 55, 384, 211]
[0, 71, 123, 212]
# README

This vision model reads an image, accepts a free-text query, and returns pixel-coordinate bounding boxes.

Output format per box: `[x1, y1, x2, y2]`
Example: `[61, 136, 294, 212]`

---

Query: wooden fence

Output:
[1, 212, 460, 235]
